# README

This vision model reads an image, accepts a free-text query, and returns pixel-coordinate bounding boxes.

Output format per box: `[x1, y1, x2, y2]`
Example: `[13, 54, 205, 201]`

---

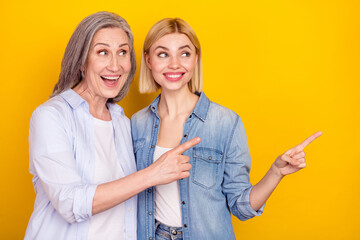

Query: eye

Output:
[98, 50, 107, 56]
[119, 50, 127, 56]
[158, 52, 168, 58]
[182, 52, 190, 57]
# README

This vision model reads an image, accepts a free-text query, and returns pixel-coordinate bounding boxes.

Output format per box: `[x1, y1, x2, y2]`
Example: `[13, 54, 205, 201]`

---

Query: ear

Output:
[80, 65, 85, 78]
[144, 52, 152, 70]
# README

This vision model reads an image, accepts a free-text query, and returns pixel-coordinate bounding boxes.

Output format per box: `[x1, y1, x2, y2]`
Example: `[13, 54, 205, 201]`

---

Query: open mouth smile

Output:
[101, 75, 121, 87]
[163, 72, 185, 81]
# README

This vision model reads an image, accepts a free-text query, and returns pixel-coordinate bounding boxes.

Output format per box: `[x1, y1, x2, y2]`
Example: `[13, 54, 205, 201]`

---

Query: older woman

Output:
[131, 18, 322, 240]
[25, 12, 199, 240]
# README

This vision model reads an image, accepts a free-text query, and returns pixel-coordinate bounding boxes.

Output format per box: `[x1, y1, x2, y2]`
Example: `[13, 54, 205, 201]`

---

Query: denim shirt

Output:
[131, 92, 264, 240]
[25, 89, 137, 240]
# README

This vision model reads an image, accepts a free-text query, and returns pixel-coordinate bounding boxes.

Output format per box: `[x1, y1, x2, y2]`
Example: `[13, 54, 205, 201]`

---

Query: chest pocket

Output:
[192, 147, 223, 189]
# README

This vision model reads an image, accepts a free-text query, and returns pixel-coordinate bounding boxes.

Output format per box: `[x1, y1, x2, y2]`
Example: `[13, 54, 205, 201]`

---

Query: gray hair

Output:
[51, 11, 136, 103]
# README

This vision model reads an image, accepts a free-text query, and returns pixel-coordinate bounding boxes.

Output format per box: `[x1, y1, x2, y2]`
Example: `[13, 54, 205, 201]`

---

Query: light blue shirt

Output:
[131, 92, 264, 240]
[25, 89, 137, 240]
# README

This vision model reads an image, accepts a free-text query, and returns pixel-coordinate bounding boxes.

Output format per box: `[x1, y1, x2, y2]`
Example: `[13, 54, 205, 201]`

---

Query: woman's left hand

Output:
[272, 131, 322, 176]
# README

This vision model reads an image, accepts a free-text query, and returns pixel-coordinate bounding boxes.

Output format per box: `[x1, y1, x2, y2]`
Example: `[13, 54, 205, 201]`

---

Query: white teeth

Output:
[102, 76, 119, 80]
[166, 74, 182, 78]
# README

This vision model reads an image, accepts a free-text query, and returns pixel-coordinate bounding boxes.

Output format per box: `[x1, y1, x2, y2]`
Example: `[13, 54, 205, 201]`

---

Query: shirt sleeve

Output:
[222, 115, 265, 221]
[29, 106, 97, 224]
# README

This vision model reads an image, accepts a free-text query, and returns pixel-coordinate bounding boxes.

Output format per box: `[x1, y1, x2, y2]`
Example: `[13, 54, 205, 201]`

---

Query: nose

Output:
[168, 56, 180, 69]
[107, 55, 121, 72]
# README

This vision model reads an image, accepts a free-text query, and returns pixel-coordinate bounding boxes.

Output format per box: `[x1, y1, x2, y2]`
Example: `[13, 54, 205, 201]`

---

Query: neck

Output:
[158, 87, 199, 119]
[73, 81, 111, 121]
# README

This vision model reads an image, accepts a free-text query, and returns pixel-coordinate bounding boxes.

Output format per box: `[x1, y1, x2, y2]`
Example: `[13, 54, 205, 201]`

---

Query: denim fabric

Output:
[131, 92, 264, 240]
[155, 221, 183, 240]
[25, 89, 137, 240]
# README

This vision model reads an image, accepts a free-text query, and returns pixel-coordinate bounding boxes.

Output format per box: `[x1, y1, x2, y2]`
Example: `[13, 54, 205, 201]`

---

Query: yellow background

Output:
[1, 0, 359, 239]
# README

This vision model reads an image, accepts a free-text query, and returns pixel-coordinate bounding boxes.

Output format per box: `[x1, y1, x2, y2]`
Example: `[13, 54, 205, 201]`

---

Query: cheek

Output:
[122, 58, 132, 73]
[184, 60, 197, 71]
[87, 59, 106, 75]
[150, 63, 164, 82]
[150, 59, 166, 73]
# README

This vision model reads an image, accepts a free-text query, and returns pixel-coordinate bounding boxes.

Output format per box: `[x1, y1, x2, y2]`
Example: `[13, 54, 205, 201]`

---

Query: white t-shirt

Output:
[153, 145, 182, 227]
[88, 118, 125, 240]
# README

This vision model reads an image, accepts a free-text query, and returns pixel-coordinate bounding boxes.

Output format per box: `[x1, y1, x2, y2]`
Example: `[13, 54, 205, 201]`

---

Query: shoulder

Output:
[31, 95, 71, 123]
[131, 106, 151, 125]
[131, 94, 160, 125]
[29, 96, 74, 143]
[206, 99, 240, 125]
[195, 92, 240, 123]
[130, 105, 153, 141]
[209, 101, 238, 117]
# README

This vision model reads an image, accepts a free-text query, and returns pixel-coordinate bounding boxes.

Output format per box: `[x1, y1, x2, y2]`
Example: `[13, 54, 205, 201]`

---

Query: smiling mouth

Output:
[101, 75, 120, 81]
[163, 72, 185, 81]
[101, 75, 121, 87]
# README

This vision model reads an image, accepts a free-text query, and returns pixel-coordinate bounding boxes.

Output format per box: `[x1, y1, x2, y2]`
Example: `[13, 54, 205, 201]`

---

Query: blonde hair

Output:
[139, 18, 202, 93]
[51, 11, 136, 103]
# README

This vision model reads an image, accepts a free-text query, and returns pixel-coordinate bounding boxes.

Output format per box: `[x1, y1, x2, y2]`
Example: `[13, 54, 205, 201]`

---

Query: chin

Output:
[162, 83, 189, 92]
[101, 89, 120, 100]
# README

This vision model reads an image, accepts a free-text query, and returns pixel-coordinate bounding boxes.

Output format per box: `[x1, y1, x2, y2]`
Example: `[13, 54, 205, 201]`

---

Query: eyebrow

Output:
[179, 45, 191, 50]
[154, 45, 192, 51]
[93, 43, 129, 48]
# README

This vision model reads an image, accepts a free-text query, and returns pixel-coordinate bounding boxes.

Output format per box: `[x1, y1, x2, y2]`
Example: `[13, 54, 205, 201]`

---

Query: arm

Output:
[223, 116, 261, 221]
[30, 107, 96, 223]
[249, 131, 322, 211]
[92, 136, 199, 214]
[31, 106, 200, 220]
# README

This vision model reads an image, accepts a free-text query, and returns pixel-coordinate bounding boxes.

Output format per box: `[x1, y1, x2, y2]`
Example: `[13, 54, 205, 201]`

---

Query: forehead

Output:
[92, 27, 129, 46]
[152, 33, 195, 49]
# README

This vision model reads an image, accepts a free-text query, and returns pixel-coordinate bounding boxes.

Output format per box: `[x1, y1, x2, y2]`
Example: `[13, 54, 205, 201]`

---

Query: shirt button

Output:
[184, 224, 187, 228]
[183, 134, 188, 138]
[208, 156, 212, 160]
[155, 124, 158, 128]
[151, 106, 155, 110]
[148, 189, 152, 193]
[149, 238, 153, 240]
[149, 211, 152, 215]
[182, 201, 186, 205]
[189, 115, 192, 118]
[151, 145, 155, 148]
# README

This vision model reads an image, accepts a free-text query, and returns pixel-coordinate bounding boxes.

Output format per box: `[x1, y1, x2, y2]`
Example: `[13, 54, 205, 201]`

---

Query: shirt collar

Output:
[60, 89, 86, 109]
[60, 89, 124, 116]
[107, 102, 124, 117]
[148, 92, 210, 122]
[148, 94, 161, 115]
[192, 92, 210, 121]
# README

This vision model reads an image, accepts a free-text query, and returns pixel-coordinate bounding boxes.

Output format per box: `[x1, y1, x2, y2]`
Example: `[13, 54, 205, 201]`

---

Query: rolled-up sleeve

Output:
[222, 115, 265, 221]
[29, 106, 97, 224]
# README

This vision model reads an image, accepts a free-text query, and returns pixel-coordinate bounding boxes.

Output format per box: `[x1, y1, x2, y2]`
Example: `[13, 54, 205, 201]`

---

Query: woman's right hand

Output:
[146, 137, 201, 186]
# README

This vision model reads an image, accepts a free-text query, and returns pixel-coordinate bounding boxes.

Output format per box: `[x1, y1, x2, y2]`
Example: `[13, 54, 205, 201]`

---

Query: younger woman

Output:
[131, 18, 321, 240]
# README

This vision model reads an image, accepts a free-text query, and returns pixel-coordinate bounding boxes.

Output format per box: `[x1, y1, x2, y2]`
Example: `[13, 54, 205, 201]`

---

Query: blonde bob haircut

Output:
[139, 18, 202, 93]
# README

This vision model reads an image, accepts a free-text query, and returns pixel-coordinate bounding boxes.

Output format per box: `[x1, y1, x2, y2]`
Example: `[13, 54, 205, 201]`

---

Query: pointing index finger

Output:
[173, 137, 201, 155]
[297, 131, 322, 150]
